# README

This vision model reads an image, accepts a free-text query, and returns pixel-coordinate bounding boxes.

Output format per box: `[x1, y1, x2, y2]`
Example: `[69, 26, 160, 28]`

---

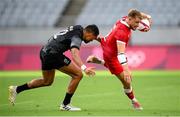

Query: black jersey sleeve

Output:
[70, 36, 82, 50]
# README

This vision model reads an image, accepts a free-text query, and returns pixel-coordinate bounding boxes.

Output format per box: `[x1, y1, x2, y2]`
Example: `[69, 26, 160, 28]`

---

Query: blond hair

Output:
[128, 9, 142, 19]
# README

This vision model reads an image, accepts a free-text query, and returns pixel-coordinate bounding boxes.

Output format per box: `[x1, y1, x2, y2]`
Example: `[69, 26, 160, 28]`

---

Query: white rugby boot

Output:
[8, 86, 17, 106]
[60, 104, 81, 111]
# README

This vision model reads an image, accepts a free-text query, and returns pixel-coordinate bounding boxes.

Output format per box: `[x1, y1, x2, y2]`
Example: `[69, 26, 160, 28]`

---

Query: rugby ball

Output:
[137, 19, 150, 32]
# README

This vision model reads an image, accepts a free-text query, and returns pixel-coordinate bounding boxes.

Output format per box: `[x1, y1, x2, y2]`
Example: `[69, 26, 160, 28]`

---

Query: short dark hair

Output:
[85, 24, 99, 36]
[128, 9, 142, 20]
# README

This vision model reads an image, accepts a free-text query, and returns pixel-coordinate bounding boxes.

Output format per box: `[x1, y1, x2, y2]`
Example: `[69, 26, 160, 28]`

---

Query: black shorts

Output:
[40, 49, 71, 70]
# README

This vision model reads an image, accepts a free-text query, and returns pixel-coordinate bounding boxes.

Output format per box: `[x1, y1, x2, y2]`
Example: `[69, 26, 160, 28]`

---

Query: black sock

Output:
[16, 83, 30, 94]
[63, 93, 74, 105]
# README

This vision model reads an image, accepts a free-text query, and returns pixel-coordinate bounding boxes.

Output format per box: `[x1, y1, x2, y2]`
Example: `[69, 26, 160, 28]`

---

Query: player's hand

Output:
[143, 18, 152, 32]
[143, 28, 150, 32]
[95, 35, 103, 42]
[84, 67, 96, 77]
[144, 18, 152, 32]
[86, 55, 104, 64]
[147, 16, 152, 27]
[86, 55, 94, 63]
[123, 70, 132, 84]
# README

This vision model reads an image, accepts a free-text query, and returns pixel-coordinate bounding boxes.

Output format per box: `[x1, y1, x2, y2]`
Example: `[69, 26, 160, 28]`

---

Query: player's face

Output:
[83, 32, 97, 43]
[129, 17, 141, 31]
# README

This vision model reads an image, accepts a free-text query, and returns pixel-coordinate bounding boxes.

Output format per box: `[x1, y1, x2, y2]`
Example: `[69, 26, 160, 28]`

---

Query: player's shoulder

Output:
[114, 21, 127, 34]
[73, 25, 83, 31]
[69, 25, 83, 38]
[115, 22, 127, 31]
[113, 23, 129, 38]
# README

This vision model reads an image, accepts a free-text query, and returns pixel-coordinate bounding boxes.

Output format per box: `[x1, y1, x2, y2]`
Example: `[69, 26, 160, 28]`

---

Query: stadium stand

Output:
[76, 0, 180, 27]
[0, 0, 180, 27]
[0, 0, 69, 27]
[0, 0, 180, 71]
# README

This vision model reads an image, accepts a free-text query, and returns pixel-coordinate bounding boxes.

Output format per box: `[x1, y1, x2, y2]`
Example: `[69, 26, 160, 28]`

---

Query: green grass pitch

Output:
[0, 70, 180, 116]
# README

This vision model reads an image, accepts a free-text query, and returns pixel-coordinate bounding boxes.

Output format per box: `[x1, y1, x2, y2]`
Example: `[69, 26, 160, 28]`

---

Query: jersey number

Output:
[53, 26, 74, 39]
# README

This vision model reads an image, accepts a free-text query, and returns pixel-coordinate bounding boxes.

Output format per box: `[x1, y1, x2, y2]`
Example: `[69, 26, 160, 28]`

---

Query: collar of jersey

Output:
[120, 20, 130, 28]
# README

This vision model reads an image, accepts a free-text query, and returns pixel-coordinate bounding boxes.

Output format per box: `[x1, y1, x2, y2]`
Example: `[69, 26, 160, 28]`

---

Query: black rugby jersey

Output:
[43, 25, 83, 54]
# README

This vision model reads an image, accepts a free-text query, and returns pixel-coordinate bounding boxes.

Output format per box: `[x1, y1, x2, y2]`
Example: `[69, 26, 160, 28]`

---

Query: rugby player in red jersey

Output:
[87, 9, 152, 110]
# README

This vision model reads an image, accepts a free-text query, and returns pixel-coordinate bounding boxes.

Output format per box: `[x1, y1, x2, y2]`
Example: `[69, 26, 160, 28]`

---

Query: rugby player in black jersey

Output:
[9, 24, 99, 111]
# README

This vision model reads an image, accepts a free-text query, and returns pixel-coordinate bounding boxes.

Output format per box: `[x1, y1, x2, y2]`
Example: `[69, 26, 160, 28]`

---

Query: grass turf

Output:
[0, 70, 180, 116]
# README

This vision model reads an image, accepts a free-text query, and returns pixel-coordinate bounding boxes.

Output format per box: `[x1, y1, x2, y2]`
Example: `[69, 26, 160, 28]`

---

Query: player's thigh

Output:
[58, 62, 83, 78]
[42, 70, 55, 82]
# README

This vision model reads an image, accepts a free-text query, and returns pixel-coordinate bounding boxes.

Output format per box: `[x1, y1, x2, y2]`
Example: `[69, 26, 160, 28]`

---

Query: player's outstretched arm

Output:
[141, 12, 151, 19]
[140, 12, 152, 27]
[86, 55, 105, 65]
[70, 48, 95, 76]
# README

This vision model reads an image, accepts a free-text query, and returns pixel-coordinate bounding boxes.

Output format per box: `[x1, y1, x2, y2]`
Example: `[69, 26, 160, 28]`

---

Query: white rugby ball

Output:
[137, 19, 150, 32]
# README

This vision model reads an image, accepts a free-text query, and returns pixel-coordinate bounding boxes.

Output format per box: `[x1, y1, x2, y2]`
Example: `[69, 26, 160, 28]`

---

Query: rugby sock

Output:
[63, 93, 74, 105]
[16, 83, 30, 94]
[124, 87, 135, 100]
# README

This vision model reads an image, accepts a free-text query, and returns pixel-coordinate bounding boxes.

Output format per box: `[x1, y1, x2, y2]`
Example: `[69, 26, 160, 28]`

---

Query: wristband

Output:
[117, 53, 127, 65]
[81, 64, 87, 71]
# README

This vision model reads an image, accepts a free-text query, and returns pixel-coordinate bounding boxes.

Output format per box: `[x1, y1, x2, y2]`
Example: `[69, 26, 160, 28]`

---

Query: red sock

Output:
[125, 91, 134, 100]
[124, 87, 135, 100]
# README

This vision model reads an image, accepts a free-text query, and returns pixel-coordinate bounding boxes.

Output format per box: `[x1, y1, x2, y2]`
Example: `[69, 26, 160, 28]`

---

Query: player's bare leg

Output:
[87, 55, 143, 110]
[58, 62, 83, 111]
[28, 70, 55, 88]
[9, 70, 55, 106]
[116, 73, 143, 110]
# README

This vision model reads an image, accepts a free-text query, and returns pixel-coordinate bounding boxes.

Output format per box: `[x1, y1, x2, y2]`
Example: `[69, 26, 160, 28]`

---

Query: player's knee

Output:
[43, 80, 53, 86]
[123, 81, 131, 87]
[116, 73, 131, 86]
[74, 71, 83, 80]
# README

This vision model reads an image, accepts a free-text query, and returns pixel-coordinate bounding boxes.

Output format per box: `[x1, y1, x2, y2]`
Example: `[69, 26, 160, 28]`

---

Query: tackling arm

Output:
[70, 48, 84, 68]
[71, 48, 96, 76]
[141, 12, 151, 19]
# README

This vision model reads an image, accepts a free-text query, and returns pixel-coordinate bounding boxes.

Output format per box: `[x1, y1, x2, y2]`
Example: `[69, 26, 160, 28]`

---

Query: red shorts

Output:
[100, 37, 124, 75]
[103, 57, 124, 75]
